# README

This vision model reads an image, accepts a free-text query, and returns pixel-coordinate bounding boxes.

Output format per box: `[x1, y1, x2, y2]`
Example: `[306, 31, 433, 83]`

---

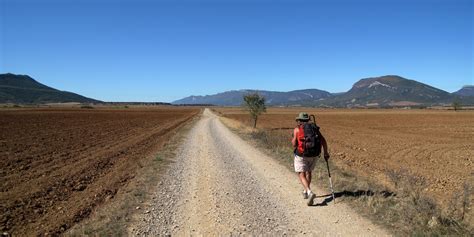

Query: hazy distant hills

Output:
[174, 75, 474, 107]
[0, 73, 100, 104]
[453, 85, 474, 97]
[173, 89, 331, 106]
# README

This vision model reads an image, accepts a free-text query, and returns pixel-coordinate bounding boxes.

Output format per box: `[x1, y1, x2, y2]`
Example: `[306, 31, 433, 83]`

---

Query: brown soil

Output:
[213, 108, 474, 207]
[0, 107, 199, 236]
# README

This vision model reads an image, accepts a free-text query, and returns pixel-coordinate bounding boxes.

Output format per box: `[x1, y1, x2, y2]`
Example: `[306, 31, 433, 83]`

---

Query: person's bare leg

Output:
[305, 171, 312, 190]
[298, 172, 310, 192]
[304, 171, 316, 206]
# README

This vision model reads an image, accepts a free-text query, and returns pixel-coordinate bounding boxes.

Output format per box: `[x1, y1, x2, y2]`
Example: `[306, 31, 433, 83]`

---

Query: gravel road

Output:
[131, 109, 389, 236]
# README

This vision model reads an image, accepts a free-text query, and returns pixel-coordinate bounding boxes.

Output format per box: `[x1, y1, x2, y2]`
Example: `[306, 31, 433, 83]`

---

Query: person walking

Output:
[292, 112, 330, 206]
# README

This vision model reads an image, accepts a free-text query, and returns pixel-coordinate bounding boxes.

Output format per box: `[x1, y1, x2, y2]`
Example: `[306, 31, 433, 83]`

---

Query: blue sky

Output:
[1, 0, 472, 102]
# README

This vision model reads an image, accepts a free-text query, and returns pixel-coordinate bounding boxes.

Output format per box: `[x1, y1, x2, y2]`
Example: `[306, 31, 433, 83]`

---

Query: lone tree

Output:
[243, 93, 266, 128]
[452, 100, 462, 111]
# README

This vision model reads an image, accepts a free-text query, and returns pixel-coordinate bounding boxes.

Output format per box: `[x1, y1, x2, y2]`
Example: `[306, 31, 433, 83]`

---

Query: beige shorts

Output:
[294, 154, 318, 173]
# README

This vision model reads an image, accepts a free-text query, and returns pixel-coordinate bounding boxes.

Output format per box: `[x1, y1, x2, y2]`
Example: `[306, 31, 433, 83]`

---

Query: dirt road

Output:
[132, 109, 389, 236]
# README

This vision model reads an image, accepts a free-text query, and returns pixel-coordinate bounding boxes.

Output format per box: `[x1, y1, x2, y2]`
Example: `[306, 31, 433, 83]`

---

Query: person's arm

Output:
[291, 127, 298, 149]
[319, 131, 330, 160]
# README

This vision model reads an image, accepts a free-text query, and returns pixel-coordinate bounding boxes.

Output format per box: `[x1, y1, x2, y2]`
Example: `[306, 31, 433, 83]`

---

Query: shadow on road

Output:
[313, 190, 395, 206]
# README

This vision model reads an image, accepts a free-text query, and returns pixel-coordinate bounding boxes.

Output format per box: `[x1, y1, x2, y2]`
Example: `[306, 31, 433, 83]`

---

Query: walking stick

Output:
[325, 158, 336, 204]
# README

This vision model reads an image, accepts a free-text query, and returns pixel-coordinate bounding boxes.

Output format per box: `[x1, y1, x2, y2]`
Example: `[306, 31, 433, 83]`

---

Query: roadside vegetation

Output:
[242, 93, 266, 128]
[215, 110, 472, 236]
[80, 105, 95, 109]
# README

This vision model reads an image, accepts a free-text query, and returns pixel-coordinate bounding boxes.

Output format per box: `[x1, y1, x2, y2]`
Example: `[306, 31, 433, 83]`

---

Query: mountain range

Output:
[173, 89, 332, 106]
[173, 75, 474, 107]
[1, 73, 472, 107]
[453, 85, 474, 97]
[0, 73, 100, 104]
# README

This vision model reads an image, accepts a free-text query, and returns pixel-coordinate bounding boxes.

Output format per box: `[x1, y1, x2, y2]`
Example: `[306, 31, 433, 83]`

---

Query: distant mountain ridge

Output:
[173, 75, 474, 107]
[173, 89, 331, 106]
[453, 85, 474, 97]
[0, 73, 100, 104]
[3, 73, 470, 106]
[318, 75, 453, 107]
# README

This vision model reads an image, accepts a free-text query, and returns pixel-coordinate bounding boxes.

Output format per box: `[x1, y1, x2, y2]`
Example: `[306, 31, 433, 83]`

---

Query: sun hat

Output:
[296, 112, 310, 121]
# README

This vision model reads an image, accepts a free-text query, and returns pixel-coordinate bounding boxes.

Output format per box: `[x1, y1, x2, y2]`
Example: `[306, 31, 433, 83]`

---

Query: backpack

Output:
[296, 122, 322, 157]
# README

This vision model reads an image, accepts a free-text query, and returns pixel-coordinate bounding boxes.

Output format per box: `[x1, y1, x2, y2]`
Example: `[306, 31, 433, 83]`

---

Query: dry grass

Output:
[216, 109, 473, 236]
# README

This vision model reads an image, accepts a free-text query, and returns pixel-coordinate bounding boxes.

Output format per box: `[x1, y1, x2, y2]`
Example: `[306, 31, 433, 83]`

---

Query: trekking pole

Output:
[325, 158, 336, 204]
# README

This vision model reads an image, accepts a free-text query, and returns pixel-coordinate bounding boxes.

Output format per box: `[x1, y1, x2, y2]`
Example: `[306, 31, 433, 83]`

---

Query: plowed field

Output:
[214, 108, 474, 206]
[0, 107, 199, 236]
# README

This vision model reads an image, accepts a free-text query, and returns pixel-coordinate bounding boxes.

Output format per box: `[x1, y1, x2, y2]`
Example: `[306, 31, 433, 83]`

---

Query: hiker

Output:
[292, 112, 330, 206]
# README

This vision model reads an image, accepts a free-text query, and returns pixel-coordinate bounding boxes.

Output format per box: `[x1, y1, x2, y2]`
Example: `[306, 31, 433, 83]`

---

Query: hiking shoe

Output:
[307, 191, 316, 206]
[302, 191, 308, 199]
